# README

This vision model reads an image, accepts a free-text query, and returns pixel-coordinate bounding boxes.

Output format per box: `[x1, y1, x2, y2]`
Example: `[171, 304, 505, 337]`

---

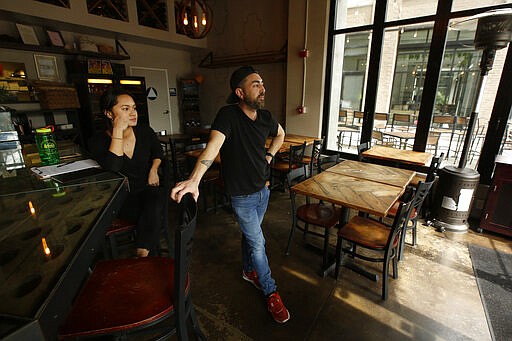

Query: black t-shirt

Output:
[88, 124, 163, 193]
[211, 105, 278, 196]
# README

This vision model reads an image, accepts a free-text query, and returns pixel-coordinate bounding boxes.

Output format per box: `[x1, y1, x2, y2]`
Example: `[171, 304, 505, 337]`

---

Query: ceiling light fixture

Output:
[177, 0, 213, 39]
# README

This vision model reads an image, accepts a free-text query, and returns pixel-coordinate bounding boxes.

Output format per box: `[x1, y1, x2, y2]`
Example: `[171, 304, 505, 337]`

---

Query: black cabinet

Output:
[480, 155, 512, 237]
[179, 79, 201, 133]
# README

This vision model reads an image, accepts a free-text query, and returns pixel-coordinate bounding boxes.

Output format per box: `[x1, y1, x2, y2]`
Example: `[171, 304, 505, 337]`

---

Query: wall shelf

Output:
[0, 40, 130, 60]
[198, 46, 287, 68]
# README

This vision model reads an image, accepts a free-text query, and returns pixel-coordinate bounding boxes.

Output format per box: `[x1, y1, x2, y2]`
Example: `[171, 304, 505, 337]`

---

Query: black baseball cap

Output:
[226, 65, 258, 104]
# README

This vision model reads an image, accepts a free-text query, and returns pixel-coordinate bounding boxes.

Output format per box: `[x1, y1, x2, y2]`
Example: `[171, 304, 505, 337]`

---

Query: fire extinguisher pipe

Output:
[301, 0, 309, 108]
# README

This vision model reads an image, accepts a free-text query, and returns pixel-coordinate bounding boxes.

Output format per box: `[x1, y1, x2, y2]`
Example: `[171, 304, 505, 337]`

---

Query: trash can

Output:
[432, 166, 480, 232]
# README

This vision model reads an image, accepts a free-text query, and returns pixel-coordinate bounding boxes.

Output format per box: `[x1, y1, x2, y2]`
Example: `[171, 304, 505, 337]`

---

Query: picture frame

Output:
[16, 23, 40, 45]
[46, 30, 65, 47]
[34, 54, 59, 81]
[87, 59, 102, 74]
[101, 60, 113, 75]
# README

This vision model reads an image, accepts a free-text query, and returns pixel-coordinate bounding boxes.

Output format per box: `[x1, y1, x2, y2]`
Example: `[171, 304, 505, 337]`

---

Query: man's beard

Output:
[243, 94, 265, 110]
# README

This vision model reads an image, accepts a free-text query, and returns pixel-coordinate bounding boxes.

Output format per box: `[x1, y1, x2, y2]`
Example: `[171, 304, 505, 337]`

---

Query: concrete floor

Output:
[175, 190, 511, 341]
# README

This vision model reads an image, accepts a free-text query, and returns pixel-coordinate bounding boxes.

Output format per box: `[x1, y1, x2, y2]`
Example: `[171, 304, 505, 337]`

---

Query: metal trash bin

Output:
[432, 166, 480, 232]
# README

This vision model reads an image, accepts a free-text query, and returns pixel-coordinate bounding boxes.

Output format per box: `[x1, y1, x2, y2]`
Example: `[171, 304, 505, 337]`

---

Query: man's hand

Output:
[147, 168, 160, 186]
[170, 178, 200, 203]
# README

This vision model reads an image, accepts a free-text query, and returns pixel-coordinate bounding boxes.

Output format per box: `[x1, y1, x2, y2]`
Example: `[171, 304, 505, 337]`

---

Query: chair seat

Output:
[59, 257, 189, 338]
[105, 218, 135, 236]
[388, 201, 417, 219]
[297, 204, 341, 228]
[338, 216, 391, 249]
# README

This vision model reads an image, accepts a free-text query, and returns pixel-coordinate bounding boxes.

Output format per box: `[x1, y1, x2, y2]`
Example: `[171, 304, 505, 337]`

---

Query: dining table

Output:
[290, 160, 416, 277]
[382, 131, 416, 149]
[362, 145, 433, 166]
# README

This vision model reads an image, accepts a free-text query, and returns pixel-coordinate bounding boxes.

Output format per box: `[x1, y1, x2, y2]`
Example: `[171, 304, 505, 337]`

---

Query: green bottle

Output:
[35, 126, 60, 166]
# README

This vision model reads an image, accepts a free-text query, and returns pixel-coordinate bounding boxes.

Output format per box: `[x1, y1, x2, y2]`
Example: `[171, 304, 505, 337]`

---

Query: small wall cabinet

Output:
[480, 155, 512, 237]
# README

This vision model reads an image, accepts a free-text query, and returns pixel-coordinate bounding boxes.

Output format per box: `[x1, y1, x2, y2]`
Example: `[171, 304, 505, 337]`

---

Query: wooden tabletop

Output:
[291, 171, 406, 217]
[283, 134, 317, 145]
[325, 160, 415, 188]
[184, 149, 221, 164]
[362, 145, 432, 166]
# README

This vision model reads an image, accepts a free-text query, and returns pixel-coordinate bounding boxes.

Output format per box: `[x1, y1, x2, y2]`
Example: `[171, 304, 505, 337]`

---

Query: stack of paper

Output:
[31, 159, 100, 179]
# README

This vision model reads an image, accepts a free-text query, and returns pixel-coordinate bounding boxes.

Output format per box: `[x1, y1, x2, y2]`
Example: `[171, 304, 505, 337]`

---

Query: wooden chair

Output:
[59, 193, 206, 340]
[302, 138, 323, 177]
[271, 142, 306, 190]
[386, 180, 434, 260]
[374, 112, 389, 131]
[286, 167, 342, 274]
[372, 130, 395, 148]
[104, 159, 173, 258]
[391, 113, 412, 131]
[352, 110, 364, 127]
[334, 199, 412, 300]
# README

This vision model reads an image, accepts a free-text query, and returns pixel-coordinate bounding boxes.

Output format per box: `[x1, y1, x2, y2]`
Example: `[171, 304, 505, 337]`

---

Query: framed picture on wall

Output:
[34, 54, 59, 81]
[46, 30, 65, 47]
[16, 23, 40, 45]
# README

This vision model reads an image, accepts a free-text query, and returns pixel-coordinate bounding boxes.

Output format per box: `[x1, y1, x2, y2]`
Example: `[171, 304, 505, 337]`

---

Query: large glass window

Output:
[327, 32, 372, 152]
[325, 0, 510, 170]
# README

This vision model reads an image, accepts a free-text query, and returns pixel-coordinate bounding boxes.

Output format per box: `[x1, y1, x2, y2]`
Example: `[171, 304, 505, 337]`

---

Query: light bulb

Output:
[194, 15, 198, 29]
[183, 12, 189, 25]
[202, 12, 206, 26]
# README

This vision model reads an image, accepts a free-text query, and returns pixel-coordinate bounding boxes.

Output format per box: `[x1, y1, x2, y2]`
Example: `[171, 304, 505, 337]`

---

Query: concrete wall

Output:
[285, 0, 330, 138]
[194, 0, 289, 127]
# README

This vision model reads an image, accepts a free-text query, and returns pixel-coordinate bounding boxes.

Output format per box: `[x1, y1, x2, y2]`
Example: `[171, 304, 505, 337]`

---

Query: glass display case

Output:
[0, 169, 127, 339]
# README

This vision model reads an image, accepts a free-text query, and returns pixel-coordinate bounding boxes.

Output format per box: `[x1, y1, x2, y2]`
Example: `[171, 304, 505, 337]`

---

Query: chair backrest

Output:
[339, 110, 348, 124]
[426, 152, 444, 182]
[286, 166, 307, 189]
[372, 130, 383, 143]
[357, 142, 370, 161]
[353, 110, 364, 125]
[403, 180, 434, 229]
[174, 192, 198, 337]
[289, 142, 307, 169]
[374, 112, 389, 130]
[386, 199, 412, 252]
[309, 139, 324, 177]
[432, 115, 455, 128]
[318, 153, 341, 172]
[392, 113, 411, 124]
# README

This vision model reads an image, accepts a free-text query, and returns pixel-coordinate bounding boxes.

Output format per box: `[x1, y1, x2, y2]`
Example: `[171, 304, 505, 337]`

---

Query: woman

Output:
[88, 88, 166, 257]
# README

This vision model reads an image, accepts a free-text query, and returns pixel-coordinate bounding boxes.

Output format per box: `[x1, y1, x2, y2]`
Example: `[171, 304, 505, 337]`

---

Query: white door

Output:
[130, 67, 172, 133]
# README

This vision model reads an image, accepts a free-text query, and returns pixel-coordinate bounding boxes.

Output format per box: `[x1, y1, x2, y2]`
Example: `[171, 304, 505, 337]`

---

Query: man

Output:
[170, 66, 290, 323]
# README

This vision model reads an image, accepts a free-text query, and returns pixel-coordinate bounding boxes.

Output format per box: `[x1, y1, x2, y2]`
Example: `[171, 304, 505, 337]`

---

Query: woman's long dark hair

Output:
[99, 87, 134, 131]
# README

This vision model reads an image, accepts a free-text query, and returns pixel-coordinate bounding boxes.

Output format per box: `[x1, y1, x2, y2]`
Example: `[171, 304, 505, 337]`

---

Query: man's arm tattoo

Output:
[201, 159, 214, 169]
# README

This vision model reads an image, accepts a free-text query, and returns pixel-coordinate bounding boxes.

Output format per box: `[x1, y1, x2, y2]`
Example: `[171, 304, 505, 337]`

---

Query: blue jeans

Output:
[231, 186, 276, 296]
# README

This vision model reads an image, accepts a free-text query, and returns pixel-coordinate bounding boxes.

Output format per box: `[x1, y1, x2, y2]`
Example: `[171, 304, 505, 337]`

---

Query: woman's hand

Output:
[148, 167, 160, 186]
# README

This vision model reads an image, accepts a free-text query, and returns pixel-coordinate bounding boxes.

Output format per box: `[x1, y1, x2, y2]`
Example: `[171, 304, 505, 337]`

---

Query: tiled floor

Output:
[182, 190, 512, 341]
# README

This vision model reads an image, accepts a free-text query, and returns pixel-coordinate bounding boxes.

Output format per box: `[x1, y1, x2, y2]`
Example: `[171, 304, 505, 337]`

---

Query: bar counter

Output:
[0, 168, 128, 340]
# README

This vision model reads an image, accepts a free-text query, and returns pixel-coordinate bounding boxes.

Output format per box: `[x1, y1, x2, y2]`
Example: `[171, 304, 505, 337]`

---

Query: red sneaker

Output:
[242, 270, 261, 290]
[267, 291, 290, 323]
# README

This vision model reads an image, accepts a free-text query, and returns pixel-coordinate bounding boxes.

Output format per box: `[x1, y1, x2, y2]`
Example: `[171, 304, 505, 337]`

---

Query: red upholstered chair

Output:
[334, 200, 412, 300]
[59, 193, 206, 340]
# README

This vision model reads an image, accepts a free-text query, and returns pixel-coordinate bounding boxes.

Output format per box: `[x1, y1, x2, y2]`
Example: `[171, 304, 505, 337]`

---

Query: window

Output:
[87, 0, 128, 22]
[324, 0, 511, 174]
